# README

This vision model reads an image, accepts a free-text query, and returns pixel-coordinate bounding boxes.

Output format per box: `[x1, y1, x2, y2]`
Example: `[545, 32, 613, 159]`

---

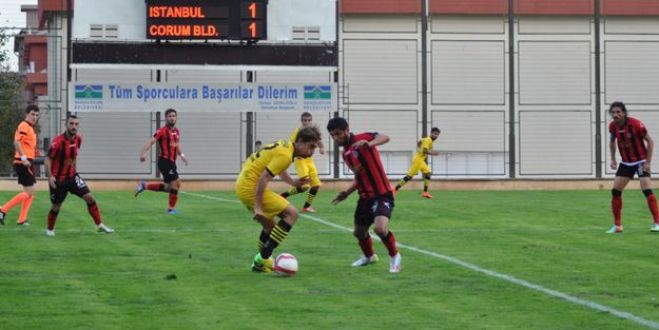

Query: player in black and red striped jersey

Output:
[44, 115, 113, 236]
[135, 108, 189, 215]
[327, 117, 401, 273]
[608, 101, 659, 233]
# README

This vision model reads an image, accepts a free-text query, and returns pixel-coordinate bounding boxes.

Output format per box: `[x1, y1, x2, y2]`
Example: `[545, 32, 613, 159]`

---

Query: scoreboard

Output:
[146, 0, 267, 40]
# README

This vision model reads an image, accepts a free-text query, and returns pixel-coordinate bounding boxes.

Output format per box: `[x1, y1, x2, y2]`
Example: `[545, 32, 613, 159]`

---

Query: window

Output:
[90, 24, 103, 38]
[291, 26, 321, 41]
[89, 24, 119, 38]
[104, 24, 118, 38]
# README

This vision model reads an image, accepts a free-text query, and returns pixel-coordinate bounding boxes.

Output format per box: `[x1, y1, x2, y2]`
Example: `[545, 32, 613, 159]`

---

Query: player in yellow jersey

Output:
[236, 125, 321, 272]
[280, 112, 325, 213]
[395, 127, 441, 199]
[0, 105, 40, 226]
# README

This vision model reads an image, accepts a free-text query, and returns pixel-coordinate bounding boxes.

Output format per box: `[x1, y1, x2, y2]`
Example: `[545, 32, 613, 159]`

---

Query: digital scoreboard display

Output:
[146, 0, 267, 40]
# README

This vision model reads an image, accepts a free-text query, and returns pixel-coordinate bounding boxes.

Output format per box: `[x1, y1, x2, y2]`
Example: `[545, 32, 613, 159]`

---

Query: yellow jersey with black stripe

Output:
[415, 137, 433, 159]
[238, 140, 294, 185]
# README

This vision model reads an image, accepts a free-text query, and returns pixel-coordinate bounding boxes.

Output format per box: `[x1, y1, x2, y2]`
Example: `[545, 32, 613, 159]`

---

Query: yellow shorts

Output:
[236, 180, 290, 219]
[407, 157, 431, 177]
[294, 157, 321, 187]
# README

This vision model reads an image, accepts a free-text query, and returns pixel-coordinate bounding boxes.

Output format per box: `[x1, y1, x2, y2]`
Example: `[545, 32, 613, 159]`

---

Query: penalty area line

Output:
[185, 191, 659, 329]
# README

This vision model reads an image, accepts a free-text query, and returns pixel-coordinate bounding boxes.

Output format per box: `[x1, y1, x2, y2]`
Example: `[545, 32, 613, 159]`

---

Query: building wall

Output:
[72, 0, 336, 42]
[41, 1, 659, 180]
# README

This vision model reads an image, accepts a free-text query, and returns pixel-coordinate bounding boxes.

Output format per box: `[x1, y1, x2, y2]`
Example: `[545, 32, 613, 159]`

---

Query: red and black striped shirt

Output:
[609, 117, 648, 163]
[48, 133, 82, 182]
[342, 132, 393, 199]
[154, 125, 180, 162]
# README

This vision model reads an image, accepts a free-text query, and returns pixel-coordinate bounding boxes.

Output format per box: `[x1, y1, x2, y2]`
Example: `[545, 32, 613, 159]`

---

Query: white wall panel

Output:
[343, 15, 417, 33]
[520, 111, 591, 175]
[343, 40, 418, 104]
[76, 112, 152, 175]
[431, 16, 504, 34]
[432, 111, 505, 152]
[175, 113, 242, 174]
[347, 111, 418, 152]
[604, 18, 659, 34]
[166, 70, 241, 83]
[432, 41, 505, 104]
[605, 42, 659, 104]
[519, 41, 591, 105]
[76, 69, 152, 82]
[519, 17, 590, 34]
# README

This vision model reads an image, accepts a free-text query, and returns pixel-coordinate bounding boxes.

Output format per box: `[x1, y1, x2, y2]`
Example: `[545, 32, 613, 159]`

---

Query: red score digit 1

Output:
[249, 2, 256, 18]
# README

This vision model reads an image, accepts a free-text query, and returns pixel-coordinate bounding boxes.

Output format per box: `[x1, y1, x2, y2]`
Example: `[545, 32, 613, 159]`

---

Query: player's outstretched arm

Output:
[609, 139, 617, 170]
[139, 137, 157, 162]
[332, 180, 358, 205]
[13, 140, 30, 167]
[368, 133, 390, 148]
[44, 156, 56, 189]
[644, 133, 654, 172]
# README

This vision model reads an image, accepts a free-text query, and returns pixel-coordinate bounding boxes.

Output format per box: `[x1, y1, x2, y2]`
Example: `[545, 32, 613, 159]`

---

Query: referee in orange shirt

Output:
[0, 105, 40, 226]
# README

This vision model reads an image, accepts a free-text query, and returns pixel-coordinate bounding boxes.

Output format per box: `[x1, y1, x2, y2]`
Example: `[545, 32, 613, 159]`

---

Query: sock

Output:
[18, 194, 34, 223]
[1, 191, 29, 213]
[646, 193, 659, 223]
[612, 195, 622, 226]
[303, 187, 319, 209]
[47, 210, 59, 230]
[357, 236, 374, 258]
[261, 220, 292, 259]
[257, 230, 269, 252]
[396, 176, 411, 191]
[282, 186, 307, 198]
[146, 183, 165, 191]
[87, 202, 102, 225]
[423, 175, 431, 192]
[377, 231, 399, 257]
[169, 189, 178, 209]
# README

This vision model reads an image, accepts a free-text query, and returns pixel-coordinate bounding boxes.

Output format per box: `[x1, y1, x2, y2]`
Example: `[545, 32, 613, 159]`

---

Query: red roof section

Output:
[342, 0, 659, 15]
[430, 0, 508, 15]
[38, 0, 70, 28]
[601, 0, 659, 15]
[515, 0, 594, 15]
[340, 0, 421, 14]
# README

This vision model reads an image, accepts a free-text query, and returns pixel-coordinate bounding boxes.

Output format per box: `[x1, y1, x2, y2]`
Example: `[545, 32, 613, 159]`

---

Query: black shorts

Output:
[616, 162, 650, 178]
[14, 163, 36, 187]
[50, 174, 91, 204]
[158, 158, 179, 183]
[354, 194, 395, 227]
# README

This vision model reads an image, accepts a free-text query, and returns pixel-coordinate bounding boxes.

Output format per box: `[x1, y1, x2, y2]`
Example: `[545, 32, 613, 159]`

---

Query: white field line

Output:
[181, 191, 659, 329]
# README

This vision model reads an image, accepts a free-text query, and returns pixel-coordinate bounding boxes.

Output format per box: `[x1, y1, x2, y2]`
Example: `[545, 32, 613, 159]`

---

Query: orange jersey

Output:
[14, 121, 38, 163]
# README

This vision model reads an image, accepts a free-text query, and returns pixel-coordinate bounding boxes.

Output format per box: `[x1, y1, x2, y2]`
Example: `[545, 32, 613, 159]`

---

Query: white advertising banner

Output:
[69, 82, 337, 112]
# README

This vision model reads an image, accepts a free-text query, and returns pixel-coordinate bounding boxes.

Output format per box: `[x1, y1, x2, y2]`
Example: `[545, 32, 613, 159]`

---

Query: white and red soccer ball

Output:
[274, 253, 298, 276]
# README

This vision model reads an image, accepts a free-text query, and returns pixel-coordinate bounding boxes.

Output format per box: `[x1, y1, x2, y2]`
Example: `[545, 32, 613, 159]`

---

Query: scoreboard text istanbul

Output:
[146, 0, 267, 40]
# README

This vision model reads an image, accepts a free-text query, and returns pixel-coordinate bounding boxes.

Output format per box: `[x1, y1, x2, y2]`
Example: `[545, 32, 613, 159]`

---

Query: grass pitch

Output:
[0, 189, 657, 329]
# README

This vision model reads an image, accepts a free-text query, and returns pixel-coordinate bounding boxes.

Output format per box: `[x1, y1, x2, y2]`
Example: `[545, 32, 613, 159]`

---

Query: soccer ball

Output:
[274, 253, 298, 276]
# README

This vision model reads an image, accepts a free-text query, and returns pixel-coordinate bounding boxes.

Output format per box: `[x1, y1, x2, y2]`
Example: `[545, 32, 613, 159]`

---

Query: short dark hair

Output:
[296, 125, 321, 143]
[609, 101, 627, 114]
[67, 114, 79, 122]
[25, 104, 39, 113]
[301, 112, 312, 121]
[165, 108, 177, 116]
[327, 117, 348, 132]
[431, 127, 440, 133]
[255, 140, 262, 145]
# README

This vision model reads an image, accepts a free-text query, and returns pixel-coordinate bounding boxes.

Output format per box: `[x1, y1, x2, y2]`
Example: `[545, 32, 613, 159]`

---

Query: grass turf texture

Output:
[0, 189, 657, 329]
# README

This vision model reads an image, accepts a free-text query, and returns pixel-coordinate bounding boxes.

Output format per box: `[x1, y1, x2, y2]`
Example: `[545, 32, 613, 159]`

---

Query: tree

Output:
[0, 25, 26, 175]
